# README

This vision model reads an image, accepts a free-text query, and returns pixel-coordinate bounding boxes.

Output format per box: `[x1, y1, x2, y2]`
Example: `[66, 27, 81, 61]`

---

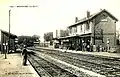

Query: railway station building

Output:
[53, 9, 118, 51]
[0, 29, 17, 54]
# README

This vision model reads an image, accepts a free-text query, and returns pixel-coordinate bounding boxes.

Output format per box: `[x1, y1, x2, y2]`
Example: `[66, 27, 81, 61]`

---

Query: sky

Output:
[0, 0, 120, 41]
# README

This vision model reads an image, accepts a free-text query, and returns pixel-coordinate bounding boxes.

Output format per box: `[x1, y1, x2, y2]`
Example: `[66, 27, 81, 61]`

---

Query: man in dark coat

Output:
[22, 45, 28, 65]
[97, 45, 100, 52]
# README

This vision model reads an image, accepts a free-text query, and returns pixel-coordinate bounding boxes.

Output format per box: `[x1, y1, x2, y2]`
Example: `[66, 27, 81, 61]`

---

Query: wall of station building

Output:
[1, 31, 9, 53]
[0, 30, 16, 53]
[54, 10, 117, 52]
[94, 11, 116, 48]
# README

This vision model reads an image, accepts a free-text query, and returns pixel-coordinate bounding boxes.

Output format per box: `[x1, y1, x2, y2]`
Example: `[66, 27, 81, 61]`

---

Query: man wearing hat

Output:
[22, 45, 28, 65]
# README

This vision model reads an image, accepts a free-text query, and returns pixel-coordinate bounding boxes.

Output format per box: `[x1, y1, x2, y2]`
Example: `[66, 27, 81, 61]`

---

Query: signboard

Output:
[101, 19, 107, 22]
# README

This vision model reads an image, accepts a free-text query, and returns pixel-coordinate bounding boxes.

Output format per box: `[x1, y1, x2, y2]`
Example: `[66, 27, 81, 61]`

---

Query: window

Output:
[72, 27, 77, 33]
[101, 19, 107, 22]
[75, 27, 77, 33]
[70, 28, 72, 34]
[72, 28, 74, 33]
[101, 14, 107, 22]
[86, 22, 90, 30]
[80, 25, 82, 32]
[68, 28, 71, 34]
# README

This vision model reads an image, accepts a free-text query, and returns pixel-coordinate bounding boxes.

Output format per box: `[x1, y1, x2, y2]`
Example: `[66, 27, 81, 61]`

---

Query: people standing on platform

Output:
[107, 39, 110, 52]
[22, 45, 28, 66]
[82, 43, 85, 51]
[87, 44, 90, 52]
[100, 44, 102, 52]
[97, 45, 100, 52]
[83, 43, 86, 51]
[107, 44, 110, 52]
[93, 45, 96, 52]
[84, 43, 87, 51]
[90, 43, 93, 52]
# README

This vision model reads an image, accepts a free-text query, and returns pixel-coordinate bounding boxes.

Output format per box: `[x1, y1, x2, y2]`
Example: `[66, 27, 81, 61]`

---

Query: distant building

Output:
[43, 32, 53, 47]
[56, 29, 69, 38]
[54, 9, 118, 51]
[0, 29, 17, 53]
[53, 29, 69, 48]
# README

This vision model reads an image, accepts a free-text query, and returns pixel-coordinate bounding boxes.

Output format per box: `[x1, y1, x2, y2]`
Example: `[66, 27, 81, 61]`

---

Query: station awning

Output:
[53, 33, 92, 40]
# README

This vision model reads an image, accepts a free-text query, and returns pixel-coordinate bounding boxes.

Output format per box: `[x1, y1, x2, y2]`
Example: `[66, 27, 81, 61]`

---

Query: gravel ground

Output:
[28, 47, 120, 77]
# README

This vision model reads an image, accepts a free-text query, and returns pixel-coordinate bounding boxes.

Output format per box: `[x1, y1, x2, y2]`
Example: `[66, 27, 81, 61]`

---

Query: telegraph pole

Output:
[8, 10, 11, 54]
[8, 5, 38, 53]
[5, 10, 11, 59]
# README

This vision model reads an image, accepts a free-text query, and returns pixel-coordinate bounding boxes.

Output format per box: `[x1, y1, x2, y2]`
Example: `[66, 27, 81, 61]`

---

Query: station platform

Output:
[36, 46, 120, 58]
[0, 52, 39, 77]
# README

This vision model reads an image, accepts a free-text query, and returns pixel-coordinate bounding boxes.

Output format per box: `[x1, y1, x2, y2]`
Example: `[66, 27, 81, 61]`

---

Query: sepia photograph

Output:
[0, 0, 120, 77]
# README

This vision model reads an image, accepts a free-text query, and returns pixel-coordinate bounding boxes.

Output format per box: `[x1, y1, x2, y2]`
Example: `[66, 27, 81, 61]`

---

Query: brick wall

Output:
[93, 11, 116, 48]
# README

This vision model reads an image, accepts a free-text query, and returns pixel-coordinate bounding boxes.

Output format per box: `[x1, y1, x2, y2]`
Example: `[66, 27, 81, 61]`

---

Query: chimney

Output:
[87, 11, 90, 18]
[75, 17, 78, 23]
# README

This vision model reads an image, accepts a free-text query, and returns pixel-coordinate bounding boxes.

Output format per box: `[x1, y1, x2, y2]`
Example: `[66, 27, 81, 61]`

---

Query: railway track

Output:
[28, 47, 120, 77]
[28, 53, 77, 77]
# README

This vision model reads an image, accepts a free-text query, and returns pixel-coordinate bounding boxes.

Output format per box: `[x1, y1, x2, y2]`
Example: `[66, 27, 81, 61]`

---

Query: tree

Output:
[17, 35, 40, 47]
[32, 35, 40, 42]
[44, 32, 53, 45]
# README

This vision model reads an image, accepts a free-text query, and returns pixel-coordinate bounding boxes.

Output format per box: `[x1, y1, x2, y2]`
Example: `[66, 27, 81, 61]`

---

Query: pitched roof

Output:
[0, 29, 17, 38]
[69, 9, 118, 28]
